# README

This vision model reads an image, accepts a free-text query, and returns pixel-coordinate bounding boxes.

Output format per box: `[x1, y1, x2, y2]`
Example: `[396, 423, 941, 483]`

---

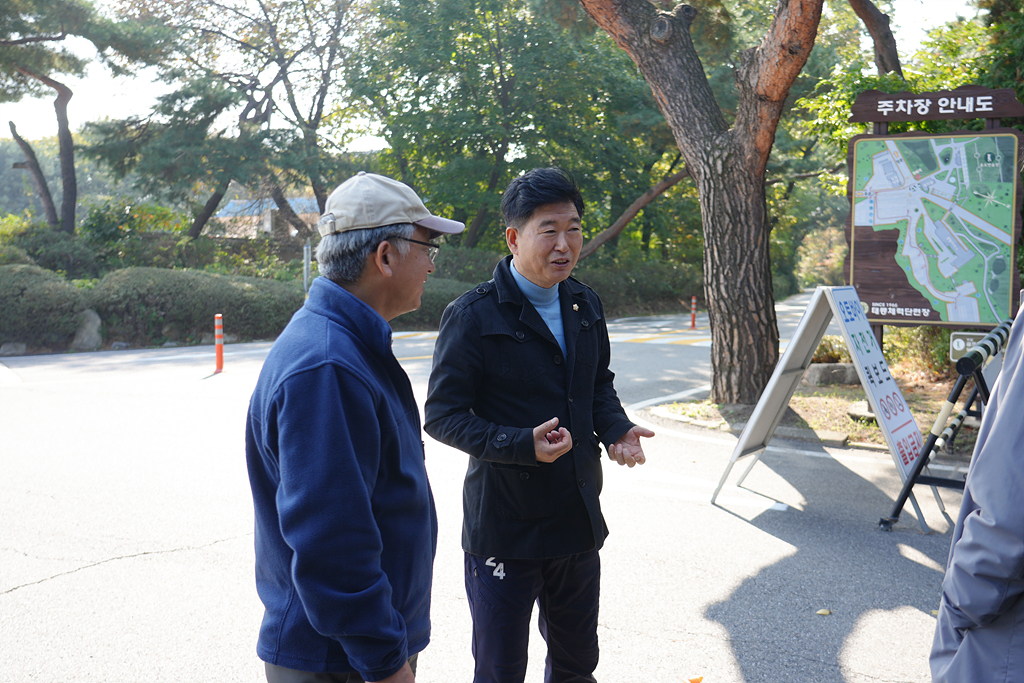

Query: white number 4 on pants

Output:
[485, 557, 506, 580]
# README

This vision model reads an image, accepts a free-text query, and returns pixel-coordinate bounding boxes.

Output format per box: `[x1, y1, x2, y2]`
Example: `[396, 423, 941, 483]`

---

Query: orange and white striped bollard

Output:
[690, 296, 697, 330]
[214, 314, 224, 374]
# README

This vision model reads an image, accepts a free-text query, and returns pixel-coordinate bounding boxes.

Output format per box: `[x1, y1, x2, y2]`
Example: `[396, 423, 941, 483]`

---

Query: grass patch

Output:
[666, 373, 980, 456]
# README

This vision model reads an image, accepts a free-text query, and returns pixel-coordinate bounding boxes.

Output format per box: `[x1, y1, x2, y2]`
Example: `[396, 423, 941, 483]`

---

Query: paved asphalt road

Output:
[0, 290, 959, 682]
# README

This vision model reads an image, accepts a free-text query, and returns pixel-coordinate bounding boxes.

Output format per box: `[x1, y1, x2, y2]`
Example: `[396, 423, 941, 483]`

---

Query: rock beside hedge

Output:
[71, 309, 103, 351]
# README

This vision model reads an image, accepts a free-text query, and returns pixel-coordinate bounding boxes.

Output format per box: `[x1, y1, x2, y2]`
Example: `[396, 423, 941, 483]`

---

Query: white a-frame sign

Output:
[711, 286, 931, 528]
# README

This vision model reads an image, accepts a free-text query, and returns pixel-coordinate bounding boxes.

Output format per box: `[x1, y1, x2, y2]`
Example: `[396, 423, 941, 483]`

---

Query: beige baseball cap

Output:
[317, 172, 465, 236]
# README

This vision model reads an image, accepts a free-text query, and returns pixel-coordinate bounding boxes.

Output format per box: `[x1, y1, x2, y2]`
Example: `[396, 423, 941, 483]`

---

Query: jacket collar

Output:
[492, 254, 589, 303]
[304, 277, 393, 351]
[492, 256, 595, 344]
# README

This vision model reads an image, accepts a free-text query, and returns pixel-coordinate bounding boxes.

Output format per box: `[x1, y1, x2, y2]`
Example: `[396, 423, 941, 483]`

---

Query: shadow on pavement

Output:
[705, 444, 954, 682]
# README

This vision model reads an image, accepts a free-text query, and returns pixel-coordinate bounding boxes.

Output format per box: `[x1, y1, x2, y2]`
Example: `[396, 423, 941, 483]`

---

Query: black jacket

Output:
[424, 256, 634, 559]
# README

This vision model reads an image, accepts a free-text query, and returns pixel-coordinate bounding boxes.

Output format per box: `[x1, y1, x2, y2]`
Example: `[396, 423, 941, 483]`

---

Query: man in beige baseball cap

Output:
[246, 172, 463, 683]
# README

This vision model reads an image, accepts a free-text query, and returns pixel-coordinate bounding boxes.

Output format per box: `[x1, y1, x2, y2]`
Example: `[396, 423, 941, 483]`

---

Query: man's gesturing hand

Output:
[608, 425, 655, 467]
[534, 417, 572, 463]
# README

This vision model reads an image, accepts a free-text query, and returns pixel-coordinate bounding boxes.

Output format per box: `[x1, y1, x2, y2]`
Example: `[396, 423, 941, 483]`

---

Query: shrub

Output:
[391, 277, 476, 331]
[773, 272, 799, 301]
[79, 198, 188, 245]
[0, 213, 34, 245]
[812, 335, 853, 363]
[79, 199, 191, 271]
[433, 245, 504, 284]
[883, 325, 956, 379]
[797, 225, 848, 287]
[573, 257, 702, 318]
[87, 267, 304, 346]
[200, 236, 306, 281]
[0, 264, 86, 348]
[10, 226, 102, 279]
[0, 244, 35, 266]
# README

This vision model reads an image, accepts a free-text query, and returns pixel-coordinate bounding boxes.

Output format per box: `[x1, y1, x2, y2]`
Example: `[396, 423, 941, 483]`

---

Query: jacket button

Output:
[497, 433, 507, 441]
[476, 287, 486, 294]
[582, 319, 589, 327]
[554, 355, 563, 364]
[568, 395, 574, 403]
[516, 331, 525, 340]
[573, 438, 579, 448]
[578, 478, 586, 488]
[520, 472, 530, 480]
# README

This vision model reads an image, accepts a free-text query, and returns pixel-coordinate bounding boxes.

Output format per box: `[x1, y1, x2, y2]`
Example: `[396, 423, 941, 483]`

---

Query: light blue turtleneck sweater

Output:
[510, 259, 566, 355]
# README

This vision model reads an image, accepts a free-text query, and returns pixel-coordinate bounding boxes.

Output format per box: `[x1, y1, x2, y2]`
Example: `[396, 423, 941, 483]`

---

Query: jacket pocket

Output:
[484, 329, 548, 385]
[488, 462, 554, 520]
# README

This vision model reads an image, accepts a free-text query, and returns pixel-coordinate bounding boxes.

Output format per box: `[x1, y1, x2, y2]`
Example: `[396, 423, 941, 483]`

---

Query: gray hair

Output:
[316, 223, 415, 284]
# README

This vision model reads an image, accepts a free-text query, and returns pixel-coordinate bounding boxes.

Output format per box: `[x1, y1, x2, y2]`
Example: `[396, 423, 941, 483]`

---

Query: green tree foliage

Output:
[797, 224, 848, 287]
[798, 16, 999, 161]
[348, 0, 697, 253]
[89, 0, 365, 239]
[976, 0, 1024, 129]
[0, 0, 167, 233]
[83, 78, 273, 227]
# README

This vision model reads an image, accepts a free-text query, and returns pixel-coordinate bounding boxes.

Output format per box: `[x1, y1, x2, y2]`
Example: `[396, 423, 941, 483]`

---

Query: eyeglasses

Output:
[394, 236, 441, 261]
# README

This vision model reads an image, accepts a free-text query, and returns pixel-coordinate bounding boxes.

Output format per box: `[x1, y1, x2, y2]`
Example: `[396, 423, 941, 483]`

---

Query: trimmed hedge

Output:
[433, 246, 504, 284]
[0, 265, 86, 348]
[0, 252, 703, 351]
[0, 244, 35, 266]
[391, 277, 477, 331]
[573, 259, 702, 318]
[87, 267, 304, 346]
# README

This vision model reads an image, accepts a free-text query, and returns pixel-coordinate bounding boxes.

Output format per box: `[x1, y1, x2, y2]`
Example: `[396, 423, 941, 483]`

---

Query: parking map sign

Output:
[848, 130, 1023, 327]
[825, 287, 923, 481]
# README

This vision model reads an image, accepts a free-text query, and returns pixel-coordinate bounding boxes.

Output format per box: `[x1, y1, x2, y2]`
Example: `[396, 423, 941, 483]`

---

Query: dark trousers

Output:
[264, 654, 417, 683]
[465, 550, 600, 683]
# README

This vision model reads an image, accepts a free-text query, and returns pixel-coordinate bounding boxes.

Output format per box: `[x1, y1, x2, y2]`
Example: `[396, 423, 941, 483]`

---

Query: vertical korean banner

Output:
[825, 286, 923, 482]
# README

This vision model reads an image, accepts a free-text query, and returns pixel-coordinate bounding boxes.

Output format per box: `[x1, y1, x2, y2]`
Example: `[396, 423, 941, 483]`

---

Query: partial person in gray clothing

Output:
[931, 302, 1024, 682]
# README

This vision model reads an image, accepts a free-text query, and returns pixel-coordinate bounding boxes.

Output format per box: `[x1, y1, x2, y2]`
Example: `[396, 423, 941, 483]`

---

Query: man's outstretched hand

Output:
[534, 417, 572, 463]
[608, 425, 655, 467]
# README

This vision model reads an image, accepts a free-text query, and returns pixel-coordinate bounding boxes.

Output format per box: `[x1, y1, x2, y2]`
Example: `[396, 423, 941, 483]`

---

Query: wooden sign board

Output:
[712, 287, 932, 528]
[846, 128, 1024, 327]
[850, 86, 1024, 123]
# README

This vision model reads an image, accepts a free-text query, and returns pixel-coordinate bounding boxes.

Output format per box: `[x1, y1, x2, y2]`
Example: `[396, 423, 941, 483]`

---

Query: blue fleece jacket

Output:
[245, 277, 437, 680]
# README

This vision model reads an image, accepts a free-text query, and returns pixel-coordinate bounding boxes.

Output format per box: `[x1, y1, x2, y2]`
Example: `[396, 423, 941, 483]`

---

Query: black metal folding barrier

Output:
[878, 318, 1014, 531]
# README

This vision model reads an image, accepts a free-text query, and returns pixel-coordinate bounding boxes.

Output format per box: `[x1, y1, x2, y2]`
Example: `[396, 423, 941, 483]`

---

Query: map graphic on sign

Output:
[849, 132, 1022, 326]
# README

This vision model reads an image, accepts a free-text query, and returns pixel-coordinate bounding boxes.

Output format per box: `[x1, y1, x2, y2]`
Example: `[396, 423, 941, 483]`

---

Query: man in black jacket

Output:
[424, 167, 654, 683]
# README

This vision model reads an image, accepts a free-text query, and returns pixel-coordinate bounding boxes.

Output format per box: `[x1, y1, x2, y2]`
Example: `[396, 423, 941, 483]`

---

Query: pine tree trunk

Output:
[54, 81, 76, 234]
[268, 182, 312, 240]
[577, 0, 824, 403]
[187, 179, 230, 238]
[16, 68, 77, 233]
[9, 122, 59, 228]
[693, 157, 779, 403]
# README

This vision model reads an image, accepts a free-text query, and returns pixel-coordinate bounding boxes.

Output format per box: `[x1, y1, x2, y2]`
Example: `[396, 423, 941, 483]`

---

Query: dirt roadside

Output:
[652, 373, 980, 461]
